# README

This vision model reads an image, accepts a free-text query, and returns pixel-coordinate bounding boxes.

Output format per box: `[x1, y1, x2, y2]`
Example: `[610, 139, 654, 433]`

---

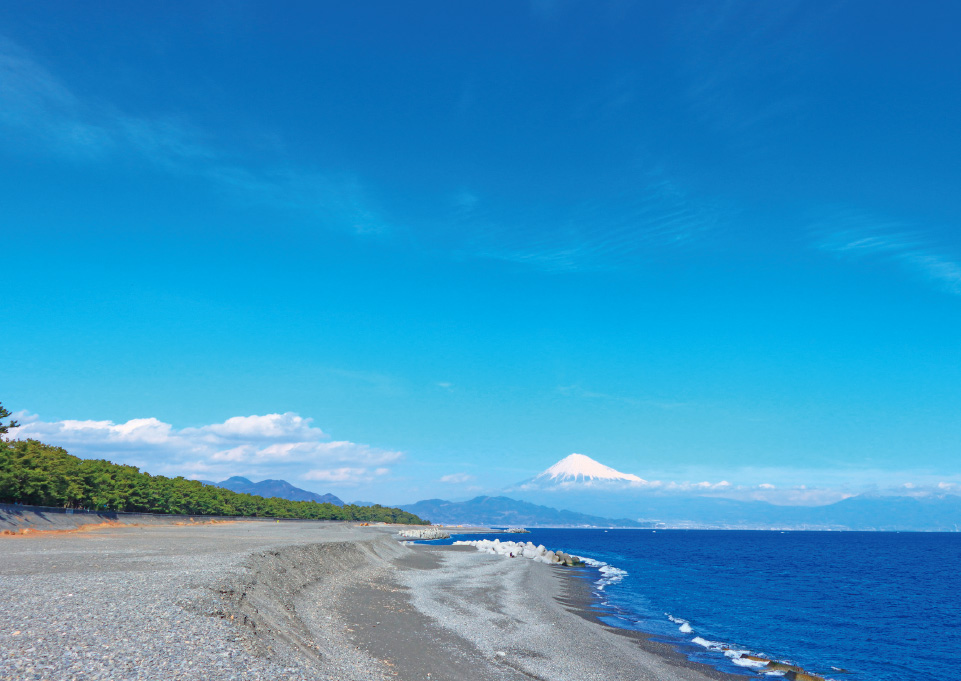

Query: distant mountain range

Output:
[201, 476, 344, 506]
[400, 491, 961, 531]
[399, 496, 650, 528]
[402, 455, 961, 531]
[200, 455, 961, 530]
[577, 492, 961, 531]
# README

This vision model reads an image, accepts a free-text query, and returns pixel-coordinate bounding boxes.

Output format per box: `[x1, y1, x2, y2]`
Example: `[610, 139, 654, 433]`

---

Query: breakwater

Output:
[397, 527, 451, 540]
[453, 538, 585, 566]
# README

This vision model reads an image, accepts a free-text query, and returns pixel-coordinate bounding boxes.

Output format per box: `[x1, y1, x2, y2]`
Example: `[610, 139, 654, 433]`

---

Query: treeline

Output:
[0, 438, 427, 524]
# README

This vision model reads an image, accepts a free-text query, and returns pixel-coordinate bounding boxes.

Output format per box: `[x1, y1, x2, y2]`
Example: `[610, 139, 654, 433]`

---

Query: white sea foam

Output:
[688, 636, 791, 675]
[730, 656, 768, 669]
[669, 611, 824, 679]
[580, 556, 628, 591]
[691, 636, 721, 649]
[689, 635, 775, 670]
[665, 613, 694, 632]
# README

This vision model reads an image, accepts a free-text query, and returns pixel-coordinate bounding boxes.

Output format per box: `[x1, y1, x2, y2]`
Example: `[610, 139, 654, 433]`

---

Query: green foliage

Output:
[0, 401, 18, 436]
[0, 438, 427, 524]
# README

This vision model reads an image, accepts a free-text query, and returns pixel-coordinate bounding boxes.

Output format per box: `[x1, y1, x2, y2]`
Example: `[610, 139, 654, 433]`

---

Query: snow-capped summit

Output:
[534, 453, 645, 484]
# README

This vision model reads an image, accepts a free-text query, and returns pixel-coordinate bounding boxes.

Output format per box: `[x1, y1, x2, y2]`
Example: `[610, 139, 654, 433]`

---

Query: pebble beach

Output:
[0, 521, 737, 681]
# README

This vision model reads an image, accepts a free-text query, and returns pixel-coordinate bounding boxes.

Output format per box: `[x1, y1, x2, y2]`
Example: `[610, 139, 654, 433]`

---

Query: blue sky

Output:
[3, 1, 960, 504]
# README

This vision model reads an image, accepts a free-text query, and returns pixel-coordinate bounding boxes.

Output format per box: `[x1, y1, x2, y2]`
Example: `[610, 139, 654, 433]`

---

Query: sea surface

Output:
[437, 529, 961, 680]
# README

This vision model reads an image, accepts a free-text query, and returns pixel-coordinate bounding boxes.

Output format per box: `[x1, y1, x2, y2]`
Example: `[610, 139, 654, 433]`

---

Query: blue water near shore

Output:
[440, 529, 961, 680]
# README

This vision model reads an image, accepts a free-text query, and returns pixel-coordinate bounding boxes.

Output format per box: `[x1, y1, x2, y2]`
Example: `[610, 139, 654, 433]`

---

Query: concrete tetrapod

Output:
[452, 539, 586, 566]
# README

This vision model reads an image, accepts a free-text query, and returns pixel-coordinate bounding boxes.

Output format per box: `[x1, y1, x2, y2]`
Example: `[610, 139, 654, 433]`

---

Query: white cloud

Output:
[210, 446, 251, 462]
[304, 467, 367, 482]
[192, 413, 323, 442]
[303, 467, 391, 485]
[9, 411, 402, 488]
[439, 473, 475, 484]
[12, 415, 179, 453]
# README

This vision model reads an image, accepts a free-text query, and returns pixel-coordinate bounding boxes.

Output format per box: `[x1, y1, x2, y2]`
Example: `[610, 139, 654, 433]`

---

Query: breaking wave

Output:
[580, 556, 628, 591]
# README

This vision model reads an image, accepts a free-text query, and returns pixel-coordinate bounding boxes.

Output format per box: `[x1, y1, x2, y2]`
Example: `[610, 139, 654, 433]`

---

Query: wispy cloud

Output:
[456, 169, 719, 272]
[9, 411, 403, 488]
[556, 384, 690, 410]
[1, 35, 717, 270]
[676, 1, 821, 145]
[0, 37, 212, 162]
[814, 211, 961, 295]
[0, 36, 389, 235]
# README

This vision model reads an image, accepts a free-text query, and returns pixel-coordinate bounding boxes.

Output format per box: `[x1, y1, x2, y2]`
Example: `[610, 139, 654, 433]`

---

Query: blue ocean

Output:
[440, 529, 961, 680]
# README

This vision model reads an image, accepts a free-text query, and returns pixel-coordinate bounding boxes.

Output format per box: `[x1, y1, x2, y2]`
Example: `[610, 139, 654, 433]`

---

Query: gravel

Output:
[398, 547, 732, 681]
[0, 522, 394, 681]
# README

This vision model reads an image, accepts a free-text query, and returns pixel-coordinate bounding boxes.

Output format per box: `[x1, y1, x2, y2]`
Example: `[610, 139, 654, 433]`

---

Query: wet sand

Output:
[0, 522, 738, 680]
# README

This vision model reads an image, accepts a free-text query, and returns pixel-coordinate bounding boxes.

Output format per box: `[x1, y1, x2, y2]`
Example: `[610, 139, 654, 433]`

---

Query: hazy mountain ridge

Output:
[401, 492, 961, 531]
[508, 491, 961, 531]
[399, 495, 651, 528]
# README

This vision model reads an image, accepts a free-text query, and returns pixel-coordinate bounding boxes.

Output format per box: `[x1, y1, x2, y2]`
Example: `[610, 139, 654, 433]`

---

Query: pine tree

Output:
[0, 402, 19, 437]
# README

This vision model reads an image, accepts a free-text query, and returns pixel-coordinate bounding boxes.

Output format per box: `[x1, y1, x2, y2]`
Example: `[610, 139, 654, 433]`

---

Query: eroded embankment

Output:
[0, 502, 253, 534]
[191, 530, 410, 676]
[0, 519, 240, 537]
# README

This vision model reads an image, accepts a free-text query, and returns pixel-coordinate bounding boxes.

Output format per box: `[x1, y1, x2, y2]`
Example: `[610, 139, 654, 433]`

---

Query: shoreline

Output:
[495, 533, 835, 681]
[552, 561, 743, 681]
[0, 522, 742, 680]
[347, 537, 744, 681]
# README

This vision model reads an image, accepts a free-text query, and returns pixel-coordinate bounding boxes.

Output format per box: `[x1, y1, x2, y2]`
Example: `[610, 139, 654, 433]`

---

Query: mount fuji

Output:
[531, 453, 646, 485]
[398, 455, 657, 527]
[506, 453, 656, 517]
